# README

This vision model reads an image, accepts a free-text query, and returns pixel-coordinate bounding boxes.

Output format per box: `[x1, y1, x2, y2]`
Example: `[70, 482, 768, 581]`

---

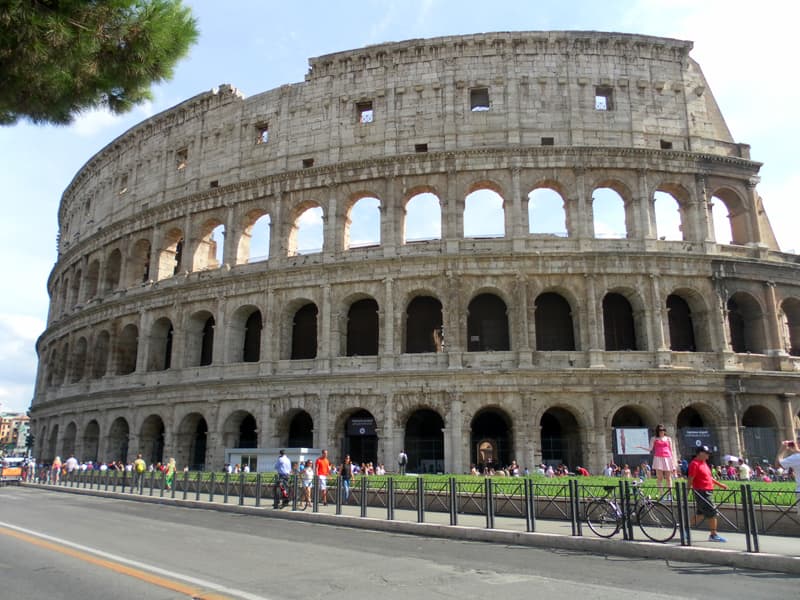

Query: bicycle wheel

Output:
[585, 500, 621, 538]
[637, 501, 677, 542]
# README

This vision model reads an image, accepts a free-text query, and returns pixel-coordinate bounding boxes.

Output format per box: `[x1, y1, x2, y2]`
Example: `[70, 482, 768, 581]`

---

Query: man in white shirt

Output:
[64, 454, 79, 473]
[776, 440, 800, 494]
[737, 459, 752, 481]
[273, 450, 292, 509]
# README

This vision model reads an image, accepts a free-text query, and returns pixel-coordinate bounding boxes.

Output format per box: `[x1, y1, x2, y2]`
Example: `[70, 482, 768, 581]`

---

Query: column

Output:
[763, 282, 786, 355]
[781, 394, 797, 444]
[223, 204, 236, 266]
[592, 395, 609, 474]
[381, 277, 395, 369]
[318, 284, 331, 371]
[135, 310, 149, 372]
[317, 392, 329, 450]
[509, 167, 525, 247]
[212, 295, 226, 365]
[323, 184, 338, 260]
[636, 169, 655, 240]
[448, 393, 464, 474]
[744, 177, 764, 246]
[443, 168, 460, 251]
[585, 274, 604, 367]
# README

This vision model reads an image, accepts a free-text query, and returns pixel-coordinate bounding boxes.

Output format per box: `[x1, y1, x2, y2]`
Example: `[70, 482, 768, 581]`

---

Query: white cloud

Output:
[70, 108, 125, 137]
[0, 313, 44, 414]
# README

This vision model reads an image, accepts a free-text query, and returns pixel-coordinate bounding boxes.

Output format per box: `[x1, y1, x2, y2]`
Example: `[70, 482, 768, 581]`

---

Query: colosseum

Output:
[31, 31, 800, 475]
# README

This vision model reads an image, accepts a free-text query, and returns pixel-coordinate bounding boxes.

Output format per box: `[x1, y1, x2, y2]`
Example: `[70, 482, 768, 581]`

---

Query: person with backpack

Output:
[133, 453, 147, 492]
[398, 450, 408, 475]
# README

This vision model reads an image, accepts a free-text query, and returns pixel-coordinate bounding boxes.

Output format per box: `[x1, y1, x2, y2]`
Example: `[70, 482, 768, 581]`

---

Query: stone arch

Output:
[47, 425, 59, 462]
[403, 408, 445, 473]
[727, 291, 766, 353]
[779, 297, 800, 356]
[403, 189, 441, 243]
[345, 295, 379, 356]
[467, 292, 510, 351]
[147, 317, 174, 371]
[107, 416, 130, 463]
[591, 179, 634, 239]
[344, 193, 381, 250]
[139, 414, 165, 466]
[340, 408, 379, 466]
[602, 290, 643, 351]
[90, 330, 110, 379]
[227, 305, 262, 363]
[237, 208, 271, 264]
[69, 268, 81, 308]
[404, 294, 444, 353]
[288, 201, 324, 256]
[103, 248, 122, 293]
[85, 259, 100, 300]
[666, 287, 713, 352]
[70, 336, 88, 383]
[115, 323, 138, 375]
[676, 403, 722, 458]
[83, 420, 100, 463]
[286, 410, 314, 448]
[470, 407, 513, 470]
[534, 291, 576, 350]
[193, 217, 225, 271]
[463, 182, 505, 238]
[710, 187, 749, 245]
[527, 182, 568, 237]
[62, 421, 77, 458]
[128, 238, 151, 286]
[539, 406, 583, 469]
[176, 412, 208, 470]
[290, 301, 318, 360]
[186, 310, 215, 367]
[222, 410, 258, 450]
[157, 227, 184, 280]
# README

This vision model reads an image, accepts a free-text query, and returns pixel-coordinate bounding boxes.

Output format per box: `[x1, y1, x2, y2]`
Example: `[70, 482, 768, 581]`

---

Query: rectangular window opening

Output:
[302, 158, 315, 169]
[118, 174, 128, 195]
[541, 137, 555, 146]
[256, 123, 269, 144]
[470, 87, 490, 112]
[660, 139, 673, 150]
[415, 143, 428, 153]
[176, 148, 188, 170]
[595, 86, 613, 111]
[209, 180, 219, 188]
[357, 101, 374, 124]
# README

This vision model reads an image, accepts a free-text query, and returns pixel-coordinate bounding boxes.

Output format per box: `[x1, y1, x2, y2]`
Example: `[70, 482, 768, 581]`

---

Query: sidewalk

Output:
[25, 482, 800, 574]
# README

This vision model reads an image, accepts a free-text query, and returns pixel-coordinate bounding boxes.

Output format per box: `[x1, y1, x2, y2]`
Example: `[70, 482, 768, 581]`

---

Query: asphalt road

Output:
[0, 487, 796, 599]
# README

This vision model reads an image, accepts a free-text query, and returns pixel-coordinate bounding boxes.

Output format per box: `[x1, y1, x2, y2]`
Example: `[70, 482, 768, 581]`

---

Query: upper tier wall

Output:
[57, 31, 739, 252]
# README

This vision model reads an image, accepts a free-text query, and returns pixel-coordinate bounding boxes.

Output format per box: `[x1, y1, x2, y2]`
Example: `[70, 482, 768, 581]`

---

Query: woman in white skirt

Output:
[640, 424, 679, 496]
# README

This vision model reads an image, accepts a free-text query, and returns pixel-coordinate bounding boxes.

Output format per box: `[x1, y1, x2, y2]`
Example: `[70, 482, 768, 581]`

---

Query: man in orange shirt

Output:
[315, 449, 331, 505]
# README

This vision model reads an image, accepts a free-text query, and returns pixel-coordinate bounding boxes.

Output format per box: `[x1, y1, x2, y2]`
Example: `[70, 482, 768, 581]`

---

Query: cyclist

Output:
[688, 445, 729, 542]
[273, 449, 292, 509]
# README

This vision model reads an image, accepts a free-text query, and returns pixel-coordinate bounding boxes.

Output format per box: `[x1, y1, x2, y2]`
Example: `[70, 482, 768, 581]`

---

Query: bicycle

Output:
[585, 482, 677, 542]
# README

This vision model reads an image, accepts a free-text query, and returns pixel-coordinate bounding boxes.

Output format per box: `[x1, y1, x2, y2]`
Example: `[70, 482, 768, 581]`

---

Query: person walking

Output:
[340, 455, 353, 504]
[688, 445, 729, 542]
[165, 457, 176, 491]
[273, 449, 291, 508]
[133, 453, 147, 492]
[776, 439, 800, 494]
[51, 456, 62, 484]
[300, 459, 313, 509]
[315, 449, 331, 506]
[638, 424, 679, 496]
[398, 450, 408, 475]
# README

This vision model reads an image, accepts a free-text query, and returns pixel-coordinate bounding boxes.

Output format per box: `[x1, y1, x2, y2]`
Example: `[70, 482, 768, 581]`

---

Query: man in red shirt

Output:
[315, 449, 331, 506]
[687, 445, 729, 542]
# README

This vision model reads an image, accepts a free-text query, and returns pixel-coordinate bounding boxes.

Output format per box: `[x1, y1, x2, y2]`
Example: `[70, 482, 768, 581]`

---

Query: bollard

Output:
[623, 480, 633, 541]
[312, 476, 319, 512]
[335, 475, 342, 515]
[255, 473, 262, 507]
[525, 478, 536, 533]
[291, 474, 299, 511]
[416, 477, 425, 523]
[182, 470, 189, 500]
[387, 477, 394, 521]
[485, 478, 495, 530]
[675, 480, 691, 546]
[149, 470, 156, 497]
[223, 472, 230, 503]
[239, 471, 245, 506]
[741, 484, 760, 553]
[569, 479, 580, 536]
[196, 471, 202, 501]
[209, 471, 216, 503]
[360, 476, 368, 518]
[449, 477, 458, 526]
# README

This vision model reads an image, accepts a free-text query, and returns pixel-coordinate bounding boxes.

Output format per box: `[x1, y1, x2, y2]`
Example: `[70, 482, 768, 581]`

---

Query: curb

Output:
[25, 484, 800, 575]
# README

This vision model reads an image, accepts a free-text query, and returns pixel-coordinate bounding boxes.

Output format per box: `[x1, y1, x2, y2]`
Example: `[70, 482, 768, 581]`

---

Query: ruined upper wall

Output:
[57, 31, 744, 251]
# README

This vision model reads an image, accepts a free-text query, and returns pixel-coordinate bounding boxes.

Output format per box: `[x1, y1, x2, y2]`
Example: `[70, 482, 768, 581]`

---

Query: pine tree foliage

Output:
[0, 0, 198, 125]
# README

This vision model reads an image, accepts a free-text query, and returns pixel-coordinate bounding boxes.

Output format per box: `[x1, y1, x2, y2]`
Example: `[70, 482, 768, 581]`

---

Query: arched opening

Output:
[345, 196, 381, 249]
[676, 406, 717, 459]
[70, 337, 87, 383]
[193, 220, 225, 271]
[157, 228, 184, 279]
[727, 292, 765, 353]
[528, 187, 567, 236]
[667, 294, 697, 351]
[177, 413, 208, 471]
[463, 188, 505, 238]
[140, 415, 165, 466]
[592, 187, 628, 239]
[85, 260, 100, 300]
[288, 411, 314, 448]
[470, 409, 512, 471]
[186, 311, 215, 367]
[404, 409, 444, 473]
[83, 420, 100, 463]
[540, 407, 582, 469]
[710, 190, 748, 246]
[291, 303, 318, 359]
[222, 411, 258, 450]
[115, 324, 138, 375]
[603, 293, 637, 350]
[107, 417, 130, 463]
[69, 270, 81, 308]
[289, 205, 323, 256]
[405, 296, 443, 353]
[242, 311, 262, 362]
[346, 298, 379, 356]
[62, 422, 77, 457]
[742, 406, 779, 466]
[91, 331, 110, 379]
[467, 293, 509, 351]
[404, 192, 441, 242]
[780, 298, 800, 356]
[653, 190, 684, 241]
[147, 318, 173, 371]
[200, 317, 214, 366]
[534, 292, 575, 350]
[241, 212, 271, 263]
[128, 239, 151, 286]
[104, 249, 122, 293]
[344, 409, 378, 466]
[47, 426, 58, 462]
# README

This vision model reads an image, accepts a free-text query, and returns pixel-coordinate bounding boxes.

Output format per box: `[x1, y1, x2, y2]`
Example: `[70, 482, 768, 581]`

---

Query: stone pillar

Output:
[324, 184, 338, 259]
[259, 401, 272, 448]
[381, 277, 395, 368]
[318, 284, 332, 371]
[382, 177, 397, 257]
[135, 310, 149, 372]
[744, 177, 763, 246]
[509, 167, 525, 246]
[650, 274, 668, 351]
[637, 169, 655, 240]
[585, 274, 605, 367]
[223, 204, 236, 266]
[592, 395, 609, 474]
[270, 191, 283, 259]
[574, 168, 591, 241]
[383, 393, 397, 471]
[261, 288, 275, 371]
[781, 394, 797, 444]
[447, 393, 464, 474]
[443, 168, 460, 251]
[148, 225, 161, 281]
[317, 392, 329, 451]
[213, 296, 226, 365]
[763, 282, 786, 355]
[725, 391, 744, 457]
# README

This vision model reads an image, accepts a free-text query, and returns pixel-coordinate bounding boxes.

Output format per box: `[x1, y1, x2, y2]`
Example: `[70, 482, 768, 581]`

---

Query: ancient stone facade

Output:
[31, 32, 800, 474]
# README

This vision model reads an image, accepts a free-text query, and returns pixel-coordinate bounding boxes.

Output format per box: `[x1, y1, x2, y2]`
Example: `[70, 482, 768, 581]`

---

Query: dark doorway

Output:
[603, 293, 637, 350]
[243, 311, 262, 362]
[667, 294, 696, 351]
[140, 415, 165, 465]
[470, 410, 511, 470]
[344, 410, 378, 466]
[239, 414, 258, 448]
[535, 292, 575, 350]
[191, 418, 208, 470]
[346, 298, 379, 356]
[291, 303, 318, 359]
[404, 409, 444, 473]
[742, 406, 778, 466]
[405, 296, 443, 353]
[467, 294, 509, 351]
[540, 408, 582, 468]
[200, 317, 215, 366]
[288, 412, 314, 448]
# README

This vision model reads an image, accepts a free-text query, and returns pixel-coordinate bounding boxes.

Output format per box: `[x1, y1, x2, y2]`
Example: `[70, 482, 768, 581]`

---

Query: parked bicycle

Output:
[585, 482, 677, 542]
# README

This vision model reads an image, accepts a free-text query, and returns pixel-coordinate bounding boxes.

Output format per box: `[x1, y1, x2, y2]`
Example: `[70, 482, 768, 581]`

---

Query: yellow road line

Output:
[0, 526, 232, 600]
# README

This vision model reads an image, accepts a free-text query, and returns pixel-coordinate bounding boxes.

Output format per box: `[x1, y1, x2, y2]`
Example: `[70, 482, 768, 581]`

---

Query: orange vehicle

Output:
[0, 457, 25, 485]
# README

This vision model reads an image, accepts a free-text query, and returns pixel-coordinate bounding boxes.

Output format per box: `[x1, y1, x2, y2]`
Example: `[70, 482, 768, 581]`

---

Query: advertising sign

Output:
[614, 428, 650, 455]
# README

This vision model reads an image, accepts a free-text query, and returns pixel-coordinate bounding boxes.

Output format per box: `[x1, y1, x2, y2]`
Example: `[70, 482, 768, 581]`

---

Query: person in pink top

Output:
[639, 424, 679, 496]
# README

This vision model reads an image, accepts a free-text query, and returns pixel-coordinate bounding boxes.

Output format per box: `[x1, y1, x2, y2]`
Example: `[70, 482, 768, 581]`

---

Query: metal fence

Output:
[25, 470, 800, 554]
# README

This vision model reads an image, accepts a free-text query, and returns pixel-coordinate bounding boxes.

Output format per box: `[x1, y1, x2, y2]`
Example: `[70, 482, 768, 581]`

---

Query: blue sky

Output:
[1, 0, 798, 413]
